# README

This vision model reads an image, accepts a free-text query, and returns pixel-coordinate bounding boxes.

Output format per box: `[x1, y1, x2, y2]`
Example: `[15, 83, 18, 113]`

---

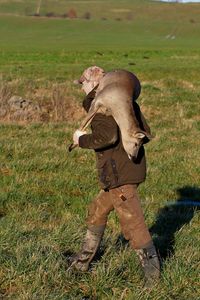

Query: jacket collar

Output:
[82, 86, 98, 112]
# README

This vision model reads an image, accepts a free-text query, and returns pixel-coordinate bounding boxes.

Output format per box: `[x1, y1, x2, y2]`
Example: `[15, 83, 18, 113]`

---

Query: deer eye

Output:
[135, 143, 138, 147]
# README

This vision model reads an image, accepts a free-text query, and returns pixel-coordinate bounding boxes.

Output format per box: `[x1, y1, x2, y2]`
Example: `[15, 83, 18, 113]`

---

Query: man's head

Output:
[74, 66, 105, 95]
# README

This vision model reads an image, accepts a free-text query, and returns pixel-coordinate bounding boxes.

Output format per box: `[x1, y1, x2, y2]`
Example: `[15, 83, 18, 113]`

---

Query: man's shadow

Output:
[149, 185, 200, 262]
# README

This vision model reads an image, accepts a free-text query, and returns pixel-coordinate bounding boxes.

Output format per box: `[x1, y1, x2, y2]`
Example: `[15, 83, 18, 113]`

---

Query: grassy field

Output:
[0, 1, 200, 299]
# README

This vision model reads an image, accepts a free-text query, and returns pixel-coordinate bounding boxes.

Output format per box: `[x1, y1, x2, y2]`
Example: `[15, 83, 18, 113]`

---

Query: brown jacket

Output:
[79, 89, 150, 190]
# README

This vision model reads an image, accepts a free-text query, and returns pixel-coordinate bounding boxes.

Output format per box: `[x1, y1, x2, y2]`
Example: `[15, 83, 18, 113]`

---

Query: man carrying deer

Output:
[68, 66, 160, 289]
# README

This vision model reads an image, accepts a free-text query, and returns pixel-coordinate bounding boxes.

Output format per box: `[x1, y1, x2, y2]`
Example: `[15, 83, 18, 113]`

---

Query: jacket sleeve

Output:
[79, 113, 119, 150]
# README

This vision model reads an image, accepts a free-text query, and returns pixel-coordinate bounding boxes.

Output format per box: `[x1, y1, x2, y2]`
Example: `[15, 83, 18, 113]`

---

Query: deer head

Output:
[124, 131, 151, 160]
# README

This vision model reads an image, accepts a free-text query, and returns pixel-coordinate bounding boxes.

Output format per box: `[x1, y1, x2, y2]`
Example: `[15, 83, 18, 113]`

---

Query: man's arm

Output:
[78, 113, 118, 150]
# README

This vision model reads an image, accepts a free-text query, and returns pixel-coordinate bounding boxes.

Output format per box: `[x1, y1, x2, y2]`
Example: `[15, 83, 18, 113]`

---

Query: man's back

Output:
[79, 91, 147, 190]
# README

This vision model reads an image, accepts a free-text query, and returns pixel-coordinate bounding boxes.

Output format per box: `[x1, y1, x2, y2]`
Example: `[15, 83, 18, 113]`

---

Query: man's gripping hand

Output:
[73, 130, 87, 146]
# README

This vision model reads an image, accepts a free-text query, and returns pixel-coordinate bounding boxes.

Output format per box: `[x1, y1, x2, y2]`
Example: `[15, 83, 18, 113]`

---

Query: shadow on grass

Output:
[150, 185, 200, 262]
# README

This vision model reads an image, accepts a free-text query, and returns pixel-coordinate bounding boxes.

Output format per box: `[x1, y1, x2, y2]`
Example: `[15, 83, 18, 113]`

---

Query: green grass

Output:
[1, 11, 200, 53]
[0, 113, 199, 299]
[0, 1, 200, 299]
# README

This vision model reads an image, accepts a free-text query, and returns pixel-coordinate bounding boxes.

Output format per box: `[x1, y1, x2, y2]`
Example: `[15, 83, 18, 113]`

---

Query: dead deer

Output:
[69, 69, 153, 159]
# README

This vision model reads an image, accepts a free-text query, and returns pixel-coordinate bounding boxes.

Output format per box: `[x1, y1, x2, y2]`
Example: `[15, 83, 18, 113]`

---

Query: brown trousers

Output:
[86, 184, 152, 249]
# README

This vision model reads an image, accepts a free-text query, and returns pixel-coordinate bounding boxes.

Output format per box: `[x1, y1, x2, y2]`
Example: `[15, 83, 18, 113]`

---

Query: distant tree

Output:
[46, 12, 55, 18]
[61, 13, 68, 18]
[36, 0, 42, 16]
[82, 12, 91, 20]
[68, 9, 77, 19]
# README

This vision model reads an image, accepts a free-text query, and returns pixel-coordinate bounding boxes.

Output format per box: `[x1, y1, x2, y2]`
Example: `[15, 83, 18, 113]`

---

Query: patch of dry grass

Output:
[0, 79, 85, 123]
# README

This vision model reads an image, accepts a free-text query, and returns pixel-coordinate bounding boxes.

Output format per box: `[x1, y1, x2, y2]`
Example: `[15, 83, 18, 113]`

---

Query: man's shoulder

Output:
[92, 113, 117, 125]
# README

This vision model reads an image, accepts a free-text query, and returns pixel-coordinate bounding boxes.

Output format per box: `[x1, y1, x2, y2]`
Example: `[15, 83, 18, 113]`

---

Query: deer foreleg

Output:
[68, 106, 100, 152]
[80, 106, 100, 131]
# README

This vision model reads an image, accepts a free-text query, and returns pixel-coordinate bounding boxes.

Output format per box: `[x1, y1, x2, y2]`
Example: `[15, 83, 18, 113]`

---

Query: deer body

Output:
[70, 70, 152, 159]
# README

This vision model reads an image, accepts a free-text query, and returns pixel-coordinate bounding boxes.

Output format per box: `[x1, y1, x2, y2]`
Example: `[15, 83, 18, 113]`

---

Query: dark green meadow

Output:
[0, 1, 200, 299]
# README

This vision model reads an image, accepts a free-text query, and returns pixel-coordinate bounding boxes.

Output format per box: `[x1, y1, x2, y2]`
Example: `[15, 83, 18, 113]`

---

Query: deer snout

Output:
[128, 146, 140, 161]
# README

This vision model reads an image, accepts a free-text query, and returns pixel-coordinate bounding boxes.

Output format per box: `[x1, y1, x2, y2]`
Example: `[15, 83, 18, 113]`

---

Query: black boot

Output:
[135, 244, 160, 289]
[68, 225, 105, 272]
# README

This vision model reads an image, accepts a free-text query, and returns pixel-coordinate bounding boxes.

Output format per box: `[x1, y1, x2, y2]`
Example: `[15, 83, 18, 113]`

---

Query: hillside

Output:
[0, 0, 200, 53]
[1, 0, 200, 22]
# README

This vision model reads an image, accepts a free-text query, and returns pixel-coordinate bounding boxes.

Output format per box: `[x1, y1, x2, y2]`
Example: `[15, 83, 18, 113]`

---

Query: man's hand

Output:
[73, 130, 87, 145]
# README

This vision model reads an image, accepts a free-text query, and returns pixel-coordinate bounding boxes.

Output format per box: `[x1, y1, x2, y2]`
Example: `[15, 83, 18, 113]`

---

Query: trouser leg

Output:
[86, 189, 114, 227]
[110, 184, 160, 287]
[69, 190, 113, 271]
[111, 184, 152, 249]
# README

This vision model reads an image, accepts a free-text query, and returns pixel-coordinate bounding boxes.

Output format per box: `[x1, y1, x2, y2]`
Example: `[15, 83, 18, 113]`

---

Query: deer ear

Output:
[135, 132, 146, 139]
